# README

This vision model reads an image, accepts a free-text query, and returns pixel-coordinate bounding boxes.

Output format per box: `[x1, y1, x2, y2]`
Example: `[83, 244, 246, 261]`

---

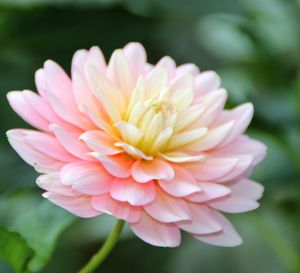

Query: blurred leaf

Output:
[0, 190, 76, 272]
[253, 91, 298, 126]
[0, 227, 34, 273]
[221, 67, 254, 104]
[0, 0, 121, 8]
[242, 0, 300, 54]
[196, 14, 256, 62]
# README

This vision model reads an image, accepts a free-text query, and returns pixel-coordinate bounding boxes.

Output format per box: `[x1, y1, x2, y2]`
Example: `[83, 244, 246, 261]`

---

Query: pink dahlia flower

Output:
[7, 42, 266, 247]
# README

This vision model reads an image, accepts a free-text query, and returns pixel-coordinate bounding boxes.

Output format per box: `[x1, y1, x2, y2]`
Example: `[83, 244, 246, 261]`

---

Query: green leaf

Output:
[0, 190, 76, 272]
[0, 227, 34, 273]
[196, 14, 256, 62]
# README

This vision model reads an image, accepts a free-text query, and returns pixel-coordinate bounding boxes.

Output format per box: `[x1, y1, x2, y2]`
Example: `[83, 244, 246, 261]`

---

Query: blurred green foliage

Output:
[0, 0, 300, 272]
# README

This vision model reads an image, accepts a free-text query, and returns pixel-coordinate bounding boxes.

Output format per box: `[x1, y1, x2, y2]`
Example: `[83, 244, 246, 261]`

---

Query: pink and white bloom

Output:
[7, 42, 266, 247]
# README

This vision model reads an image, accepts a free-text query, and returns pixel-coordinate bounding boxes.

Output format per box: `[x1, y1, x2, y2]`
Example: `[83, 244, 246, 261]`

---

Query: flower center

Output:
[120, 96, 176, 157]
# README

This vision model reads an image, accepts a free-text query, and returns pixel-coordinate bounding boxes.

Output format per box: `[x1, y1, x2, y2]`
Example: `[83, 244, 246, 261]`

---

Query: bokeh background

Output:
[1, 0, 300, 272]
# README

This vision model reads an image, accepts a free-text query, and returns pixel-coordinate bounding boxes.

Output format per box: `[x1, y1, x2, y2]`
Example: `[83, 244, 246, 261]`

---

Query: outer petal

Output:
[186, 182, 231, 203]
[91, 194, 141, 223]
[158, 165, 201, 197]
[36, 173, 79, 196]
[50, 124, 92, 161]
[7, 91, 49, 131]
[178, 204, 222, 234]
[6, 129, 64, 172]
[186, 157, 238, 181]
[43, 192, 101, 218]
[194, 71, 221, 97]
[123, 42, 147, 82]
[191, 89, 227, 127]
[229, 178, 264, 200]
[215, 103, 254, 147]
[216, 155, 253, 182]
[22, 90, 77, 132]
[214, 136, 267, 166]
[91, 153, 133, 178]
[132, 159, 174, 183]
[176, 63, 199, 77]
[194, 211, 242, 247]
[60, 162, 113, 195]
[106, 49, 133, 97]
[43, 60, 93, 130]
[19, 130, 76, 162]
[144, 188, 191, 223]
[130, 212, 181, 247]
[155, 56, 176, 78]
[209, 195, 259, 213]
[110, 177, 155, 206]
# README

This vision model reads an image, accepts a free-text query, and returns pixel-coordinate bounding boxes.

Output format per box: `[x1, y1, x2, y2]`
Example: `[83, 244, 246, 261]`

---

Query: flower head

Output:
[7, 42, 266, 247]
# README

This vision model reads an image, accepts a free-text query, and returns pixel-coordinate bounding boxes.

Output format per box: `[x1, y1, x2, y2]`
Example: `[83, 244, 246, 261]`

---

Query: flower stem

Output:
[78, 219, 125, 273]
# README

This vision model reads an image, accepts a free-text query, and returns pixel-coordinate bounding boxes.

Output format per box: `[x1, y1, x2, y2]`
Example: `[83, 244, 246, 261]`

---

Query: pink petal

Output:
[6, 129, 64, 172]
[106, 49, 133, 97]
[192, 89, 227, 127]
[132, 159, 174, 183]
[209, 194, 259, 213]
[60, 161, 113, 195]
[85, 46, 107, 73]
[43, 60, 92, 130]
[215, 103, 254, 147]
[130, 212, 181, 247]
[144, 188, 191, 223]
[91, 194, 141, 223]
[81, 104, 116, 136]
[178, 204, 222, 234]
[155, 56, 176, 78]
[229, 178, 264, 200]
[43, 192, 101, 218]
[50, 124, 92, 161]
[194, 211, 242, 247]
[187, 182, 231, 202]
[80, 130, 121, 155]
[22, 90, 78, 132]
[36, 173, 79, 196]
[7, 91, 49, 131]
[21, 130, 76, 162]
[110, 177, 155, 206]
[176, 63, 199, 77]
[123, 42, 147, 82]
[217, 155, 253, 182]
[186, 157, 238, 181]
[160, 152, 205, 163]
[72, 68, 103, 118]
[214, 135, 267, 166]
[185, 121, 234, 152]
[35, 68, 47, 97]
[194, 71, 221, 97]
[158, 165, 201, 197]
[91, 153, 133, 178]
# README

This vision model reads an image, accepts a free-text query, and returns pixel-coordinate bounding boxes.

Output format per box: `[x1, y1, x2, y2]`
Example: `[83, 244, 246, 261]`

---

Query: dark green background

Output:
[0, 0, 300, 272]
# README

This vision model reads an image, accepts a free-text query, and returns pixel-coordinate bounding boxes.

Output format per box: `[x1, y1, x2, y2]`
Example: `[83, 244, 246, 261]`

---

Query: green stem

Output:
[78, 219, 124, 273]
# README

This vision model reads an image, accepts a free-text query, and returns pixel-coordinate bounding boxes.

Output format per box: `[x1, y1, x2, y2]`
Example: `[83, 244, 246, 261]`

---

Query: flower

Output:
[7, 42, 266, 248]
